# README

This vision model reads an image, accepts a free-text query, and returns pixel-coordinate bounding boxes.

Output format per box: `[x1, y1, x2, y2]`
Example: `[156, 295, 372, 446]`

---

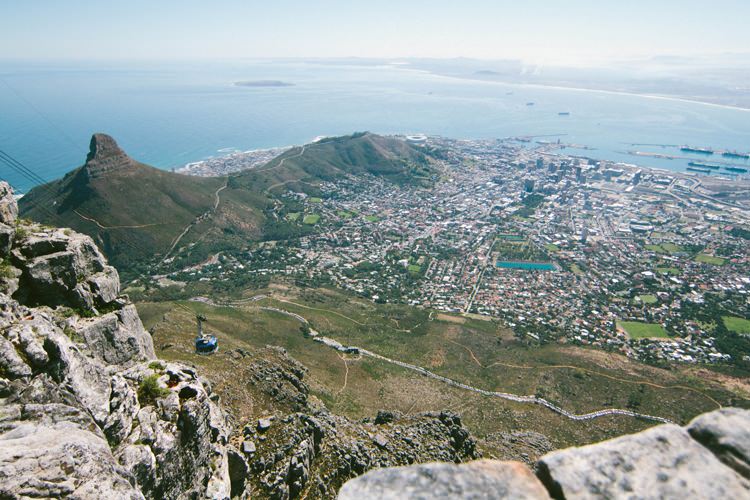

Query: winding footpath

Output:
[188, 296, 674, 424]
[74, 210, 167, 230]
[161, 178, 228, 264]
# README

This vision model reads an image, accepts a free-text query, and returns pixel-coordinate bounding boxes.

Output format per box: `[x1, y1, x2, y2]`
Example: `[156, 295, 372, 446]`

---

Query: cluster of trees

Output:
[493, 240, 549, 262]
[729, 227, 750, 240]
[681, 294, 750, 370]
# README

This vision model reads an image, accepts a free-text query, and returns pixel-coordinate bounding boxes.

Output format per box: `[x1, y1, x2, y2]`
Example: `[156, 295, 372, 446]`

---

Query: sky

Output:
[2, 0, 750, 65]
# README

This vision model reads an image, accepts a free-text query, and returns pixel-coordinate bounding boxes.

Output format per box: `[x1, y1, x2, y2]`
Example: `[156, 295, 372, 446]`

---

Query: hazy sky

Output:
[2, 0, 749, 65]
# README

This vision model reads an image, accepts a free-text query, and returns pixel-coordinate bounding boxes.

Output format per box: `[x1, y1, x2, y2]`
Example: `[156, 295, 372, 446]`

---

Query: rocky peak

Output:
[84, 133, 135, 179]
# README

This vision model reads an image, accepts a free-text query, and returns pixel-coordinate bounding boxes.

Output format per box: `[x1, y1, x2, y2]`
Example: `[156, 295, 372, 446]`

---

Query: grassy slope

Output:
[232, 132, 434, 193]
[20, 162, 224, 269]
[137, 285, 747, 461]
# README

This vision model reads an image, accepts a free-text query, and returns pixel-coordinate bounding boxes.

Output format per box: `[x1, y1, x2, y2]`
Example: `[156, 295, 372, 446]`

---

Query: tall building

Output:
[524, 179, 535, 192]
[633, 170, 642, 185]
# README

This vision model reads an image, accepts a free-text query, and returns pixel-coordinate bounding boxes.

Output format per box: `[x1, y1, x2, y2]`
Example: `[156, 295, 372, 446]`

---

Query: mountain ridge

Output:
[19, 132, 435, 278]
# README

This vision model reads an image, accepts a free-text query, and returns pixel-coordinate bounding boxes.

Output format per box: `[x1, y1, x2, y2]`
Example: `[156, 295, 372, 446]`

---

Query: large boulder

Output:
[338, 460, 551, 500]
[536, 423, 750, 499]
[12, 227, 121, 310]
[688, 407, 750, 479]
[77, 303, 155, 365]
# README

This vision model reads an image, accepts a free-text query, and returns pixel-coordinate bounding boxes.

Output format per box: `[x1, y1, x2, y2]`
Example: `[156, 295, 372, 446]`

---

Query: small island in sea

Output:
[234, 80, 294, 87]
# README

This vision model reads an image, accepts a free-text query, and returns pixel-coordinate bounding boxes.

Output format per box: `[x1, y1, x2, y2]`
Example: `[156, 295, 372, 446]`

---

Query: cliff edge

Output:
[0, 181, 233, 499]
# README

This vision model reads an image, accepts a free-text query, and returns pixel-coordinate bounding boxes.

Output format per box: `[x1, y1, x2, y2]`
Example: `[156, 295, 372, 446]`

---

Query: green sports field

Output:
[618, 321, 668, 339]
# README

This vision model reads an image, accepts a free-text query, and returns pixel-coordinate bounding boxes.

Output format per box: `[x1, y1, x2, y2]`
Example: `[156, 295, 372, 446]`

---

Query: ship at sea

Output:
[558, 112, 571, 116]
[687, 166, 712, 174]
[722, 151, 750, 160]
[688, 161, 721, 170]
[681, 146, 715, 155]
[725, 166, 748, 173]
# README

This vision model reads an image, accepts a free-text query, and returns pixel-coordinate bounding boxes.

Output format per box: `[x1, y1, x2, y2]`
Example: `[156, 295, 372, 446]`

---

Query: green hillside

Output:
[19, 132, 435, 278]
[20, 134, 228, 273]
[234, 132, 434, 191]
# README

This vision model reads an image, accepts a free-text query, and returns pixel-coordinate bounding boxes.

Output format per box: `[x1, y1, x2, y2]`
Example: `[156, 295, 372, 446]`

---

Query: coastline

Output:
[394, 66, 750, 113]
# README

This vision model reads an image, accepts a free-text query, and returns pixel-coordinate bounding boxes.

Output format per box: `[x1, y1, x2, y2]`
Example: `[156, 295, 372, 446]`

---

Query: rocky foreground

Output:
[339, 407, 750, 499]
[0, 181, 478, 499]
[1, 178, 749, 500]
[0, 181, 231, 499]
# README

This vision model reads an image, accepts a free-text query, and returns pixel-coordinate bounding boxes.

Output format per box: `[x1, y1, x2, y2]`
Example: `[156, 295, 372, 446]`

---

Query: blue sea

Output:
[2, 59, 749, 192]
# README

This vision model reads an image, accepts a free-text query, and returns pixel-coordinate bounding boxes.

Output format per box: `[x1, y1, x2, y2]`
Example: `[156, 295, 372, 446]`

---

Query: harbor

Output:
[624, 144, 750, 176]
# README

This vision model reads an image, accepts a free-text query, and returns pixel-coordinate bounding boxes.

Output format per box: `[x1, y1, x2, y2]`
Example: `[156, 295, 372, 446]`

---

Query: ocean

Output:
[1, 59, 749, 192]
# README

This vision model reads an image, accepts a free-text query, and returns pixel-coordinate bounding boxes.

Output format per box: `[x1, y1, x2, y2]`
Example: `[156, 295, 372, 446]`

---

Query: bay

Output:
[1, 59, 749, 192]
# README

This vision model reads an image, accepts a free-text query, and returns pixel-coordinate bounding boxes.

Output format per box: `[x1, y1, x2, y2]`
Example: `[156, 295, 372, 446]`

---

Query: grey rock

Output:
[13, 227, 120, 310]
[0, 334, 31, 378]
[373, 432, 389, 449]
[104, 375, 139, 445]
[89, 266, 122, 303]
[227, 446, 250, 498]
[78, 304, 155, 365]
[13, 320, 51, 368]
[117, 444, 157, 493]
[0, 181, 18, 225]
[243, 440, 257, 454]
[536, 423, 750, 499]
[688, 407, 750, 479]
[338, 460, 551, 500]
[16, 230, 75, 259]
[0, 403, 143, 499]
[374, 409, 401, 425]
[258, 417, 273, 432]
[0, 223, 14, 257]
[42, 325, 113, 424]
